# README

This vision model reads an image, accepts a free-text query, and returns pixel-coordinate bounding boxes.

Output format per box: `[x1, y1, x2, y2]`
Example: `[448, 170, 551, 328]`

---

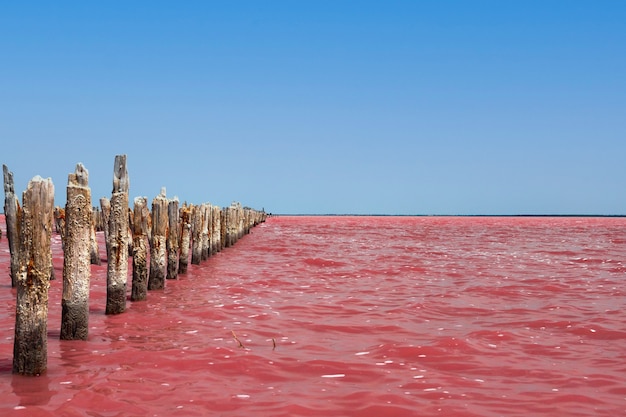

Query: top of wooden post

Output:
[112, 155, 128, 194]
[3, 164, 15, 194]
[68, 163, 89, 188]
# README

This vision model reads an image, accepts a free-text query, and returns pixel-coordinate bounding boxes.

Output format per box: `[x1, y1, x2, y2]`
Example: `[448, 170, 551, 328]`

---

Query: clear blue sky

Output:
[2, 1, 625, 215]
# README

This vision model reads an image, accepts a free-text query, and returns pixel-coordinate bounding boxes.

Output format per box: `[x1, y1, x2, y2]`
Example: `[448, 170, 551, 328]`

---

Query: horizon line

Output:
[270, 213, 626, 218]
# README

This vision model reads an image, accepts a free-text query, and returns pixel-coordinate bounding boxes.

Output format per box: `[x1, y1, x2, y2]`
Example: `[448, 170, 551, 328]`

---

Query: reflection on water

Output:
[11, 373, 55, 407]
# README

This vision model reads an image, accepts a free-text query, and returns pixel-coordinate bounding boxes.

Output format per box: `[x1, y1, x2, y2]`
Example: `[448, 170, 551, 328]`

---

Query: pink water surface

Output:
[0, 215, 625, 416]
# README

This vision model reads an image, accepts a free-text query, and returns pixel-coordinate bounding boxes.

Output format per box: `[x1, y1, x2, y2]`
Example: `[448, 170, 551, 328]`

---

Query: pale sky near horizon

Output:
[2, 1, 625, 215]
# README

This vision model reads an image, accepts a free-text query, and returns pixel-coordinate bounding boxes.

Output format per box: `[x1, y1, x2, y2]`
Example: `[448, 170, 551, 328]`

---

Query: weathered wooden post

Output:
[237, 204, 244, 241]
[235, 204, 243, 241]
[131, 197, 149, 301]
[240, 206, 246, 238]
[211, 205, 221, 255]
[105, 155, 129, 315]
[127, 207, 134, 257]
[191, 204, 202, 265]
[243, 208, 249, 235]
[89, 214, 101, 265]
[13, 176, 54, 375]
[53, 207, 66, 251]
[60, 163, 92, 340]
[224, 205, 233, 247]
[166, 197, 180, 280]
[220, 207, 227, 250]
[231, 204, 239, 245]
[178, 203, 191, 274]
[92, 206, 100, 230]
[201, 203, 210, 261]
[229, 204, 236, 246]
[225, 204, 239, 247]
[99, 197, 111, 246]
[3, 164, 20, 287]
[148, 188, 167, 290]
[221, 207, 228, 248]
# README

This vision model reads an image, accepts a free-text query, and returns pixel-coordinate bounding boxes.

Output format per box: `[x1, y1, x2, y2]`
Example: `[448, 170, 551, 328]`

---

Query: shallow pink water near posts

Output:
[0, 215, 625, 416]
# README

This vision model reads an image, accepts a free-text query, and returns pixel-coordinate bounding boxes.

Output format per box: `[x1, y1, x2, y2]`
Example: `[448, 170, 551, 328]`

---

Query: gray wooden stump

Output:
[237, 205, 244, 240]
[221, 207, 227, 248]
[201, 203, 210, 261]
[105, 155, 129, 315]
[227, 207, 233, 247]
[89, 213, 101, 265]
[127, 207, 134, 257]
[148, 188, 168, 290]
[224, 204, 239, 247]
[13, 176, 54, 375]
[60, 163, 92, 340]
[229, 204, 238, 246]
[245, 208, 253, 234]
[131, 196, 149, 301]
[220, 208, 227, 250]
[3, 164, 21, 288]
[191, 204, 202, 265]
[93, 206, 104, 231]
[178, 203, 191, 274]
[166, 198, 180, 280]
[235, 204, 244, 241]
[53, 207, 66, 251]
[230, 205, 236, 245]
[99, 197, 111, 247]
[211, 205, 221, 254]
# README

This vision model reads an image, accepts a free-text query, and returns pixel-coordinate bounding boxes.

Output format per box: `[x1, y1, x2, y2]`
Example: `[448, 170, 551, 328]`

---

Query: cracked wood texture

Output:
[61, 163, 92, 340]
[191, 204, 203, 265]
[105, 155, 129, 315]
[211, 205, 221, 255]
[131, 196, 149, 301]
[13, 176, 54, 375]
[201, 203, 210, 261]
[166, 198, 180, 280]
[178, 203, 192, 274]
[148, 188, 167, 290]
[3, 164, 21, 288]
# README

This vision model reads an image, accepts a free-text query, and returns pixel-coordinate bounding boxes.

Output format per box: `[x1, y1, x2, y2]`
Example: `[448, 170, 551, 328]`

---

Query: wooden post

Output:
[220, 207, 227, 250]
[243, 208, 249, 235]
[225, 204, 238, 247]
[3, 164, 21, 288]
[191, 204, 202, 265]
[237, 204, 244, 241]
[60, 163, 92, 340]
[131, 197, 149, 301]
[211, 205, 221, 255]
[224, 205, 232, 247]
[92, 205, 103, 231]
[89, 213, 101, 265]
[231, 204, 239, 245]
[201, 203, 210, 261]
[53, 207, 66, 252]
[13, 176, 54, 375]
[235, 204, 243, 241]
[166, 198, 180, 279]
[148, 188, 168, 290]
[178, 203, 191, 274]
[105, 155, 129, 315]
[99, 197, 111, 247]
[232, 206, 237, 243]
